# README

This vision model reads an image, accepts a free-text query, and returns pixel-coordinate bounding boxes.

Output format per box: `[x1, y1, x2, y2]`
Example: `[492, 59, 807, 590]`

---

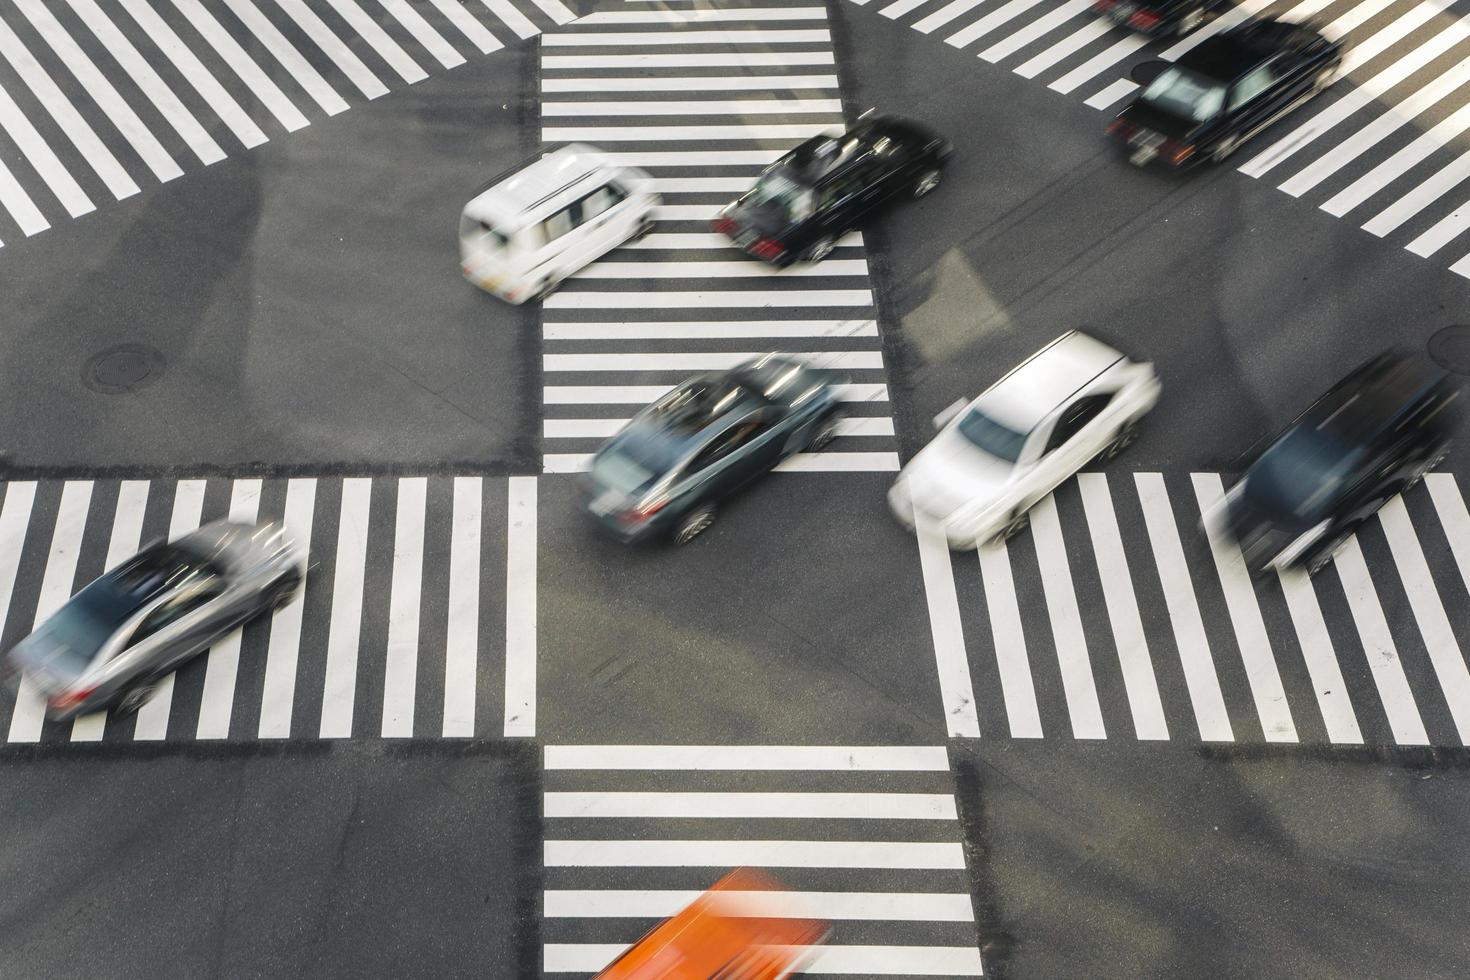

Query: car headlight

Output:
[1270, 519, 1333, 572]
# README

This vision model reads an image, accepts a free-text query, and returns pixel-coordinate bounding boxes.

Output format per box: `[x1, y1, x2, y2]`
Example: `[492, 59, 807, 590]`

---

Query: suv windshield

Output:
[745, 171, 815, 223]
[1141, 67, 1227, 122]
[956, 408, 1027, 463]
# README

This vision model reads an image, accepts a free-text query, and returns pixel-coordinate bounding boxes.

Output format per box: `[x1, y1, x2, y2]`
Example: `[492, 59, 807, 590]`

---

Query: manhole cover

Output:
[1429, 325, 1470, 376]
[83, 344, 164, 394]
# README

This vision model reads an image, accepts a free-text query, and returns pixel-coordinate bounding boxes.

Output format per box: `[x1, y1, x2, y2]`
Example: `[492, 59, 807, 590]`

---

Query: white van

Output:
[459, 144, 660, 304]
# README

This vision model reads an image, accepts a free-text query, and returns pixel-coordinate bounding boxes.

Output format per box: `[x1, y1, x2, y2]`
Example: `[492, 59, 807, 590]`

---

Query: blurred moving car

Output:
[712, 111, 952, 266]
[1093, 0, 1230, 36]
[1105, 16, 1342, 167]
[890, 331, 1160, 549]
[1, 520, 305, 721]
[596, 868, 830, 979]
[1203, 350, 1460, 576]
[580, 354, 847, 545]
[459, 143, 659, 303]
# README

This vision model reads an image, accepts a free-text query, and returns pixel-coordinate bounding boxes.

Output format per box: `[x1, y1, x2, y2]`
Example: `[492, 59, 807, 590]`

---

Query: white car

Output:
[889, 330, 1160, 549]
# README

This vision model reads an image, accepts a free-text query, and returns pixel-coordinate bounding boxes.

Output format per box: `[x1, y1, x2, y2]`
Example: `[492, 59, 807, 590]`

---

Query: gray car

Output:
[1, 519, 306, 722]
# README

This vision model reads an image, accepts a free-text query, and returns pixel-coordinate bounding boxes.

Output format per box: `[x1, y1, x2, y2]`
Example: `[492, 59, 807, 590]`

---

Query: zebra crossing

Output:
[917, 469, 1470, 747]
[854, 0, 1470, 283]
[0, 0, 573, 249]
[537, 1, 902, 474]
[0, 474, 537, 743]
[541, 743, 985, 976]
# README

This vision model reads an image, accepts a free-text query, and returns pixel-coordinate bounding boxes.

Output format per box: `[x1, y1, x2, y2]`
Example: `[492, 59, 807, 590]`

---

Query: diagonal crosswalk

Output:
[852, 0, 1470, 283]
[541, 743, 985, 976]
[0, 0, 573, 250]
[537, 2, 902, 474]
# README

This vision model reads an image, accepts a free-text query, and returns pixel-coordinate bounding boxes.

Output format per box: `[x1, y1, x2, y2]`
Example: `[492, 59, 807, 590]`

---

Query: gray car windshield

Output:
[1140, 67, 1227, 122]
[956, 408, 1027, 463]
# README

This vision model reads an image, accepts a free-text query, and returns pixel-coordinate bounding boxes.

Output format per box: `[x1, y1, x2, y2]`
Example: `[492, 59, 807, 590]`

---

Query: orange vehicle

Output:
[595, 868, 831, 979]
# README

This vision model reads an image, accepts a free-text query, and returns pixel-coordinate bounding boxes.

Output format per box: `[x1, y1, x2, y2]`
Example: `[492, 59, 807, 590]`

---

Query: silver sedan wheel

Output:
[673, 505, 716, 545]
[117, 683, 156, 716]
[913, 169, 942, 198]
[804, 236, 835, 263]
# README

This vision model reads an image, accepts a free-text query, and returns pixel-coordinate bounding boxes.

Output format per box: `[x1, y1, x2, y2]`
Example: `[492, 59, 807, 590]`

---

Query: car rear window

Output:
[459, 214, 510, 252]
[1141, 66, 1226, 122]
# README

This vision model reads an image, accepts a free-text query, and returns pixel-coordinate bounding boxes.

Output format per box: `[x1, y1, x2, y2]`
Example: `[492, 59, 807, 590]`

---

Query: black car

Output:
[579, 355, 847, 545]
[712, 112, 952, 267]
[1206, 351, 1460, 576]
[1106, 16, 1342, 168]
[1092, 0, 1230, 36]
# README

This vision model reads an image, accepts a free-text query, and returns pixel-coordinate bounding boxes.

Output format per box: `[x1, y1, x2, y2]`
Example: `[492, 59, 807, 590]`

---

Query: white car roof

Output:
[463, 143, 638, 232]
[975, 330, 1127, 433]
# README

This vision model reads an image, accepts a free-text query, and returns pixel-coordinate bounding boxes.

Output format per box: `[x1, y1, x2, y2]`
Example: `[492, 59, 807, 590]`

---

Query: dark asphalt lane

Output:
[0, 741, 539, 979]
[0, 44, 541, 476]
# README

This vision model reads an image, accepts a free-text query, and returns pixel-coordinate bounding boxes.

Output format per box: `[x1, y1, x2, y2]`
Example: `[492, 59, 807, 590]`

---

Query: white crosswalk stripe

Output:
[0, 0, 565, 252]
[541, 745, 985, 975]
[537, 4, 901, 473]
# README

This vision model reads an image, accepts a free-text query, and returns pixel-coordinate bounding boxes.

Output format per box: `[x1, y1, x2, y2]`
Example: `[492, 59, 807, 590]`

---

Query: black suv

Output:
[1207, 351, 1461, 576]
[1106, 16, 1341, 168]
[1093, 0, 1230, 36]
[713, 112, 952, 266]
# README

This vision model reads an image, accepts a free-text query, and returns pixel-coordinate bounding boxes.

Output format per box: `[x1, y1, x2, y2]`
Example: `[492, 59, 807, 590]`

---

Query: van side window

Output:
[581, 184, 626, 221]
[542, 203, 580, 242]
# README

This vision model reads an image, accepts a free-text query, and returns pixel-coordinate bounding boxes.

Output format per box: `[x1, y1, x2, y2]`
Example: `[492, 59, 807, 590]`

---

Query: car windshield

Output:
[956, 407, 1027, 463]
[1247, 425, 1365, 523]
[1140, 67, 1227, 123]
[745, 170, 815, 223]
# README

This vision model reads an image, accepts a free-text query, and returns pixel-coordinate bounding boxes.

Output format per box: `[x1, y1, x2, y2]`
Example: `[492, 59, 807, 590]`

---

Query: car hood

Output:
[902, 431, 1016, 520]
[183, 520, 296, 575]
[1119, 101, 1202, 142]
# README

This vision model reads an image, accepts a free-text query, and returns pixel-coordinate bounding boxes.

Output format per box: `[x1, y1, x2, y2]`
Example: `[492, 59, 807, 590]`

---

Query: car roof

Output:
[1180, 18, 1303, 81]
[1299, 351, 1453, 444]
[618, 369, 767, 461]
[778, 115, 931, 185]
[976, 331, 1129, 433]
[463, 143, 633, 231]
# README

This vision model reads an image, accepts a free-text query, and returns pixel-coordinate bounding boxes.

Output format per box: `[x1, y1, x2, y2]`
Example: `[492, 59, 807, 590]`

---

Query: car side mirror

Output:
[1130, 60, 1167, 87]
[934, 399, 967, 431]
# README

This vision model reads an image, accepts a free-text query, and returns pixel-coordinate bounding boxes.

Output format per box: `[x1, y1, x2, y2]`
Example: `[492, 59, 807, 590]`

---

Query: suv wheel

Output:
[673, 504, 716, 545]
[803, 236, 835, 263]
[913, 169, 942, 198]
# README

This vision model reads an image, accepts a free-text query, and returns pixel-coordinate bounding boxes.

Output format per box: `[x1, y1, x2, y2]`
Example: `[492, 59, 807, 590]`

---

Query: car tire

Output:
[1099, 421, 1140, 463]
[1406, 447, 1449, 491]
[803, 236, 836, 263]
[673, 504, 716, 545]
[271, 571, 303, 610]
[632, 216, 655, 240]
[992, 510, 1029, 545]
[913, 169, 942, 198]
[808, 411, 845, 452]
[1177, 7, 1204, 34]
[1304, 523, 1357, 577]
[117, 682, 156, 716]
[1211, 136, 1240, 164]
[1315, 60, 1341, 93]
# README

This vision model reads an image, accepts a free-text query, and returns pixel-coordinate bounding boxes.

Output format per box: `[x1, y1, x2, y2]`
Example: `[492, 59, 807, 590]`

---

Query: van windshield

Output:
[459, 214, 509, 252]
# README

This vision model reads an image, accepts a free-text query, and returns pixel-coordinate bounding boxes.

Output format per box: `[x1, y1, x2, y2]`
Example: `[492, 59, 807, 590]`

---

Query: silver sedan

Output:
[1, 519, 306, 722]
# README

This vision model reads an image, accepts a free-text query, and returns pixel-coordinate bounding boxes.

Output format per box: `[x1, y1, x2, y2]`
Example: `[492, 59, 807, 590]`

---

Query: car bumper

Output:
[888, 481, 1001, 550]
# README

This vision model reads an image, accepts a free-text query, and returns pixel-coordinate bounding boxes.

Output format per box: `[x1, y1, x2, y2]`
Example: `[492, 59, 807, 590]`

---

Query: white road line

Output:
[542, 99, 844, 116]
[171, 0, 309, 132]
[504, 476, 537, 737]
[880, 0, 935, 21]
[118, 0, 267, 149]
[1328, 117, 1470, 220]
[548, 353, 885, 378]
[571, 259, 868, 278]
[545, 382, 889, 404]
[1084, 77, 1138, 110]
[1363, 152, 1470, 238]
[1017, 19, 1112, 80]
[276, 0, 389, 99]
[378, 0, 465, 69]
[1050, 33, 1148, 95]
[1134, 474, 1232, 741]
[382, 478, 426, 738]
[1407, 200, 1470, 258]
[325, 0, 427, 84]
[543, 53, 836, 69]
[543, 75, 839, 92]
[543, 944, 984, 975]
[427, 0, 503, 54]
[978, 541, 1043, 738]
[64, 0, 225, 166]
[545, 744, 950, 770]
[0, 14, 133, 202]
[544, 889, 974, 920]
[545, 839, 967, 868]
[544, 123, 833, 141]
[1276, 567, 1363, 744]
[595, 150, 786, 166]
[1378, 496, 1470, 743]
[528, 0, 578, 26]
[913, 503, 982, 737]
[543, 290, 874, 310]
[642, 176, 763, 192]
[1030, 494, 1107, 739]
[544, 29, 832, 46]
[1239, 7, 1470, 179]
[0, 484, 36, 656]
[1078, 474, 1168, 740]
[1192, 474, 1297, 742]
[443, 477, 481, 737]
[194, 480, 261, 740]
[72, 480, 149, 742]
[319, 478, 371, 738]
[1427, 475, 1470, 594]
[258, 478, 315, 739]
[9, 482, 91, 743]
[946, 0, 1045, 49]
[545, 791, 958, 819]
[544, 319, 877, 340]
[24, 0, 186, 183]
[1333, 537, 1429, 745]
[133, 480, 205, 741]
[223, 0, 350, 115]
[776, 451, 900, 471]
[545, 416, 891, 438]
[0, 157, 47, 235]
[577, 7, 829, 23]
[980, 0, 1091, 65]
[477, 0, 539, 40]
[1157, 0, 1273, 61]
[914, 0, 989, 35]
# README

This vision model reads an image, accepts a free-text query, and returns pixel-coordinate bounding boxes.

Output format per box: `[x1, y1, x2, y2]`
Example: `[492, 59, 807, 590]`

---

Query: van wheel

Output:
[673, 505, 716, 545]
[803, 236, 835, 263]
[808, 411, 845, 452]
[117, 683, 156, 716]
[913, 169, 942, 198]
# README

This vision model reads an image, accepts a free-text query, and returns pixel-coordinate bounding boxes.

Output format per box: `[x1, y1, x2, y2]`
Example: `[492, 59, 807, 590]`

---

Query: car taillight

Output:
[1167, 141, 1196, 164]
[712, 217, 736, 235]
[50, 686, 96, 710]
[1093, 0, 1115, 9]
[618, 498, 668, 524]
[751, 238, 786, 261]
[1129, 10, 1160, 27]
[1105, 117, 1133, 138]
